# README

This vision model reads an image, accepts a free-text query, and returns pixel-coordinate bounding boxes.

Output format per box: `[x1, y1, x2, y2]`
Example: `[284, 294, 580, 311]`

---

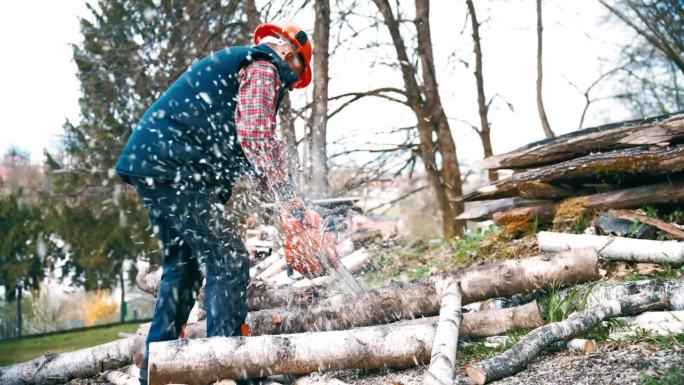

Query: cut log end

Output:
[463, 365, 487, 385]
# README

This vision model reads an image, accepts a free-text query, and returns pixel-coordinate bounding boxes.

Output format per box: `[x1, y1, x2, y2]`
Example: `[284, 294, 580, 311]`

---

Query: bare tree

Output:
[309, 0, 332, 198]
[465, 0, 497, 182]
[373, 0, 465, 237]
[536, 0, 555, 138]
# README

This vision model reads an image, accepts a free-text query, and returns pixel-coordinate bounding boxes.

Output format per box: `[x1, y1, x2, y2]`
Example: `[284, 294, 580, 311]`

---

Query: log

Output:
[565, 338, 597, 354]
[457, 198, 553, 221]
[609, 209, 684, 240]
[464, 292, 670, 384]
[244, 250, 597, 335]
[0, 336, 137, 385]
[102, 369, 139, 385]
[422, 279, 462, 385]
[249, 251, 283, 277]
[537, 231, 684, 264]
[568, 279, 684, 311]
[148, 322, 439, 385]
[461, 144, 684, 202]
[186, 300, 543, 340]
[474, 112, 684, 170]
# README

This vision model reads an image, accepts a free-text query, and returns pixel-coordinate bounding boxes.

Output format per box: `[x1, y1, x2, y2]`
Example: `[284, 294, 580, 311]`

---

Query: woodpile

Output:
[457, 113, 684, 230]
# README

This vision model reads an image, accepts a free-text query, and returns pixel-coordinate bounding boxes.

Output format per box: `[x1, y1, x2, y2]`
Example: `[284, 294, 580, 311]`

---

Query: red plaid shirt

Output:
[236, 60, 288, 188]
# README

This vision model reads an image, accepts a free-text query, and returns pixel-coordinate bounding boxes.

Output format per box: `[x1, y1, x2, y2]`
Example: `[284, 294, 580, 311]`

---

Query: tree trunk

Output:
[373, 0, 464, 238]
[0, 336, 137, 385]
[457, 300, 544, 337]
[536, 0, 555, 138]
[15, 285, 21, 338]
[464, 292, 670, 384]
[120, 270, 126, 323]
[422, 279, 462, 385]
[461, 144, 684, 202]
[475, 112, 684, 170]
[102, 369, 139, 385]
[567, 278, 684, 311]
[148, 322, 437, 385]
[241, 250, 597, 336]
[415, 0, 465, 237]
[537, 231, 684, 265]
[465, 0, 497, 183]
[308, 0, 331, 198]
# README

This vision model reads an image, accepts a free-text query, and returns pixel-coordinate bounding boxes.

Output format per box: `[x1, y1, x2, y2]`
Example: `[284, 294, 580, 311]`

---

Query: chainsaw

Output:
[284, 202, 365, 295]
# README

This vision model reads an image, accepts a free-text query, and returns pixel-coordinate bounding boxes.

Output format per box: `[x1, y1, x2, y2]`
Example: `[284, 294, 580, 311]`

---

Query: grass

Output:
[0, 322, 142, 365]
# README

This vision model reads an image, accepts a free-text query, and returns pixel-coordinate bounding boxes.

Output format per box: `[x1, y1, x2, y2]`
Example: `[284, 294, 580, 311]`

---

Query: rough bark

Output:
[536, 0, 555, 138]
[492, 205, 558, 231]
[242, 250, 597, 335]
[475, 112, 684, 170]
[568, 279, 684, 311]
[148, 322, 438, 385]
[537, 231, 684, 265]
[464, 292, 670, 384]
[609, 209, 684, 240]
[0, 336, 137, 385]
[422, 279, 462, 385]
[186, 300, 543, 340]
[309, 0, 331, 198]
[461, 144, 684, 202]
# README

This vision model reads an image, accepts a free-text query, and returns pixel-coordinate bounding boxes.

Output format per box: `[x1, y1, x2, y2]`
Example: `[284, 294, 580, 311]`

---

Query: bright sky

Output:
[0, 0, 634, 166]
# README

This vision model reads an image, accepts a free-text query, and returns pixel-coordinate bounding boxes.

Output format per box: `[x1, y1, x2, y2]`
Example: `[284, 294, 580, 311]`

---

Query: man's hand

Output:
[279, 200, 339, 277]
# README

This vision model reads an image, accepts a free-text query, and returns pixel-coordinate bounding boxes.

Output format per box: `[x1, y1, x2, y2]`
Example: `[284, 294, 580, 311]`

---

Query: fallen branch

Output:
[538, 231, 684, 264]
[464, 292, 669, 384]
[422, 279, 462, 385]
[568, 278, 684, 311]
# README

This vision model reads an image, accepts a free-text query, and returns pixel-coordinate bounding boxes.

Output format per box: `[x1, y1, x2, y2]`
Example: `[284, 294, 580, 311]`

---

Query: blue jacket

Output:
[115, 44, 298, 197]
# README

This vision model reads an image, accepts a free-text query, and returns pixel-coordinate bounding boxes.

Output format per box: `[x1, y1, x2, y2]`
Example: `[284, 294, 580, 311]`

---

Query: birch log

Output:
[102, 369, 140, 385]
[567, 279, 684, 310]
[0, 337, 137, 385]
[566, 338, 597, 353]
[422, 279, 462, 385]
[245, 250, 597, 335]
[148, 322, 439, 385]
[464, 292, 669, 384]
[538, 231, 684, 264]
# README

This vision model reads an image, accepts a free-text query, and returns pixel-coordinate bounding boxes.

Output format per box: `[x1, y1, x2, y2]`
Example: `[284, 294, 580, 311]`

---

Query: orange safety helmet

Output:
[254, 21, 312, 89]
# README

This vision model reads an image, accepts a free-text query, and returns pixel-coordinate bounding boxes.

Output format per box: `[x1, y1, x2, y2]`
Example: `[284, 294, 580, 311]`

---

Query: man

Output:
[115, 22, 329, 384]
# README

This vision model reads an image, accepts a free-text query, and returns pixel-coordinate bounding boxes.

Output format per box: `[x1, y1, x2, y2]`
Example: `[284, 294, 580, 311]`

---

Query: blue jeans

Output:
[131, 178, 250, 382]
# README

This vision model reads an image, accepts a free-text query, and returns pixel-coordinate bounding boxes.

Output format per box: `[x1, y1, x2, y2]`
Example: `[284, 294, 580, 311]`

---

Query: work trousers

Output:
[131, 177, 250, 371]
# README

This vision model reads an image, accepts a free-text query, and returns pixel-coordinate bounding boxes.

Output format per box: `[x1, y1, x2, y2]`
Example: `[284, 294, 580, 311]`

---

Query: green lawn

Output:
[0, 322, 142, 366]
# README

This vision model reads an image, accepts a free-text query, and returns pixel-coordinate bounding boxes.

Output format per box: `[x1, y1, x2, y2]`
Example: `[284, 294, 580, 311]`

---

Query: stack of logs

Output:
[457, 113, 684, 233]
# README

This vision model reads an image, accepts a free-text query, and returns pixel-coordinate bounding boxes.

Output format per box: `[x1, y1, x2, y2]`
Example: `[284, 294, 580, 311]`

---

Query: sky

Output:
[0, 0, 635, 166]
[0, 0, 88, 162]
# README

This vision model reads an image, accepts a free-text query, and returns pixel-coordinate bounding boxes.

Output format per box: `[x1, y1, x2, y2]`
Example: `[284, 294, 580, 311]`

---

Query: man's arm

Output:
[235, 60, 296, 201]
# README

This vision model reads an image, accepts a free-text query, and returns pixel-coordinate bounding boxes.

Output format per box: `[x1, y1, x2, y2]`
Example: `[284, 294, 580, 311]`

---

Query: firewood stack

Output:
[457, 112, 684, 234]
